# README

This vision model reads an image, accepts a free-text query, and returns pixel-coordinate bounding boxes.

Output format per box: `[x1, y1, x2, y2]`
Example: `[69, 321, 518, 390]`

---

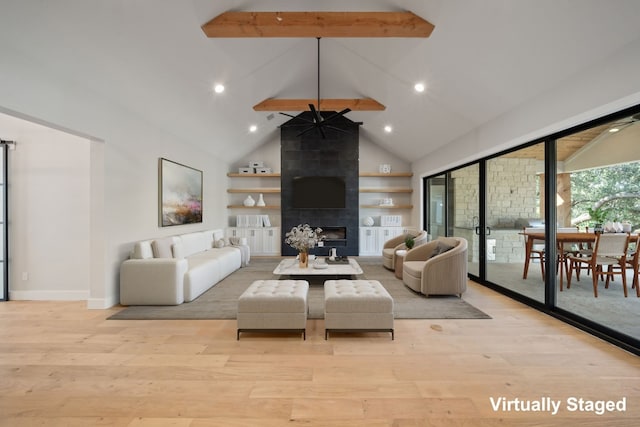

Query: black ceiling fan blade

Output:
[308, 103, 323, 124]
[279, 112, 316, 124]
[296, 126, 319, 137]
[323, 108, 352, 123]
[323, 125, 351, 134]
[317, 124, 326, 139]
[279, 123, 318, 128]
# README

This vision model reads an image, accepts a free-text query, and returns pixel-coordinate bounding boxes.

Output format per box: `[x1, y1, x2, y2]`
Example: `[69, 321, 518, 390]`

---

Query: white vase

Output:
[363, 216, 374, 226]
[256, 193, 266, 206]
[243, 195, 255, 207]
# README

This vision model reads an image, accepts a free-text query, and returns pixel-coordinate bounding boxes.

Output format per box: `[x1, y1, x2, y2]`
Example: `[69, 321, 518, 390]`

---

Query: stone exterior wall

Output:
[452, 158, 540, 263]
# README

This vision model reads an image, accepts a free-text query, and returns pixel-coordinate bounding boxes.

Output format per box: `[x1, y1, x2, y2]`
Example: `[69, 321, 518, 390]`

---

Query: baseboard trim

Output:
[9, 290, 89, 301]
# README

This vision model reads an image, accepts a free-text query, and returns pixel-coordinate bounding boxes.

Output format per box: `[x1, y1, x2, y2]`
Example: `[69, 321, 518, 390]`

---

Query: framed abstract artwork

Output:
[159, 158, 202, 227]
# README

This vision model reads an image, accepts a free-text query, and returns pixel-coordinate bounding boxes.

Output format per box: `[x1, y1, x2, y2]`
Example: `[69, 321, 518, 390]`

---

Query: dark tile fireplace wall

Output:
[280, 112, 360, 256]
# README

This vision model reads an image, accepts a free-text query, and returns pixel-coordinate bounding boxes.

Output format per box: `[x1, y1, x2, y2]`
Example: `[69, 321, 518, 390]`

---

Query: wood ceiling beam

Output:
[202, 11, 434, 38]
[253, 98, 386, 112]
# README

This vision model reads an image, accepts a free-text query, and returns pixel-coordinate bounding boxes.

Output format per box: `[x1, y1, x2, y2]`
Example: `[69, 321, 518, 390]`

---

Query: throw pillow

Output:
[429, 242, 455, 258]
[214, 239, 226, 249]
[151, 237, 174, 258]
[229, 236, 241, 246]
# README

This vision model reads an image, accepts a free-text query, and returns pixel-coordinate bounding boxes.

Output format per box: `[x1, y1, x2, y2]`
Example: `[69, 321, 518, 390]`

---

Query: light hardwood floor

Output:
[0, 280, 638, 426]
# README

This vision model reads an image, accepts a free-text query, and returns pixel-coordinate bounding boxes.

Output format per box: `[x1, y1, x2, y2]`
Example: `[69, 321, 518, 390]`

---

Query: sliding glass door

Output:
[0, 143, 7, 301]
[422, 104, 640, 353]
[425, 166, 480, 278]
[485, 142, 545, 303]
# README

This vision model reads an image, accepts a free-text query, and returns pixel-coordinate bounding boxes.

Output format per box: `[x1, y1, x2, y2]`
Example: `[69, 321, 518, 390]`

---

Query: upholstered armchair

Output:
[402, 236, 468, 297]
[382, 230, 429, 270]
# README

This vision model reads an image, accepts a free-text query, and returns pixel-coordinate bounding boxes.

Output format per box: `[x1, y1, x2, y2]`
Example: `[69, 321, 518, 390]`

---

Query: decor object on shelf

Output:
[257, 193, 266, 206]
[363, 216, 374, 226]
[238, 167, 253, 174]
[159, 158, 202, 227]
[379, 163, 392, 174]
[255, 167, 272, 174]
[285, 224, 324, 268]
[243, 195, 256, 206]
[249, 161, 264, 168]
[381, 215, 402, 227]
[380, 198, 394, 206]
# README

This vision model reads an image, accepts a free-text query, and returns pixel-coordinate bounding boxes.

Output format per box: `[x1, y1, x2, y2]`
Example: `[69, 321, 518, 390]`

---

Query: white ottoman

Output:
[237, 280, 309, 340]
[324, 280, 394, 340]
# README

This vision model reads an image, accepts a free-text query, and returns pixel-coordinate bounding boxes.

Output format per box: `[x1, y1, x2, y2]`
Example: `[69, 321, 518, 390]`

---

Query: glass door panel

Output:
[426, 175, 447, 239]
[451, 164, 480, 277]
[485, 143, 545, 302]
[556, 116, 640, 342]
[0, 144, 6, 300]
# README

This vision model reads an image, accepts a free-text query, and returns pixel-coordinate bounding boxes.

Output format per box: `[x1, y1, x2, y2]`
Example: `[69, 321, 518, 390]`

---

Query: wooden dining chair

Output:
[625, 234, 640, 297]
[567, 233, 630, 297]
[557, 226, 579, 281]
[523, 227, 545, 281]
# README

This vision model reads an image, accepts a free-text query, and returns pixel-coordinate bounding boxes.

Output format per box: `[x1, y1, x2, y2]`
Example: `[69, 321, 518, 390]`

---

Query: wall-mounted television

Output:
[292, 176, 346, 209]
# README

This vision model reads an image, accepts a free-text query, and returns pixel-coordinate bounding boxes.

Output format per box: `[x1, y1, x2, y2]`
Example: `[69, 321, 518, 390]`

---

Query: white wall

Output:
[0, 45, 229, 308]
[411, 38, 640, 228]
[0, 115, 91, 300]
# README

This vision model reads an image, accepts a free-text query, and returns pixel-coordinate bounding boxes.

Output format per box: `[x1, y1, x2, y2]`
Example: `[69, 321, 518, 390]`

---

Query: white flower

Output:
[285, 224, 324, 252]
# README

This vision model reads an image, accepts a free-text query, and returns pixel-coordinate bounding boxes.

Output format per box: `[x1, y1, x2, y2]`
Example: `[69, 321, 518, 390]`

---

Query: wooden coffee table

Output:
[273, 257, 363, 277]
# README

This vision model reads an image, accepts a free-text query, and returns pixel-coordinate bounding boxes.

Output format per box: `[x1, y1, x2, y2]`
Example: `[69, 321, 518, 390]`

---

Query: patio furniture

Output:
[522, 227, 546, 281]
[625, 234, 640, 297]
[567, 233, 630, 297]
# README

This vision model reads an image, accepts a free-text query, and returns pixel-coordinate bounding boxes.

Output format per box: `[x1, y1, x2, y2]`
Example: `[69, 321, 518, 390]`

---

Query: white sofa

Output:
[120, 229, 244, 305]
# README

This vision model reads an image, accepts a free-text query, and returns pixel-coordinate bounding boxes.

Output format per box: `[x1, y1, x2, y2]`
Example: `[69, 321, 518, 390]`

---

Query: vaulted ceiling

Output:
[2, 1, 640, 164]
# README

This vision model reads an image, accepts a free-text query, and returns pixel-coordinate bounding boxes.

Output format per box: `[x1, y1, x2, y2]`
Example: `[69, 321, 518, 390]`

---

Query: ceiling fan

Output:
[279, 38, 362, 138]
[607, 113, 640, 133]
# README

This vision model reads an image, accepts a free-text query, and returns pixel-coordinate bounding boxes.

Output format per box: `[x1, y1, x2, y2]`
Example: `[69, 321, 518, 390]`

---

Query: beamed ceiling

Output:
[2, 1, 640, 164]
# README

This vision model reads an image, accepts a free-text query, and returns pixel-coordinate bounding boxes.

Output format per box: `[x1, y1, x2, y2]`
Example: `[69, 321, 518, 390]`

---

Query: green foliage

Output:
[571, 162, 640, 228]
[405, 236, 415, 250]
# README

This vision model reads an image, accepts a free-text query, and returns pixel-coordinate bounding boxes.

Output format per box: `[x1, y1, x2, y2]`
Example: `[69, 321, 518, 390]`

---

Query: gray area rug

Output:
[109, 257, 491, 320]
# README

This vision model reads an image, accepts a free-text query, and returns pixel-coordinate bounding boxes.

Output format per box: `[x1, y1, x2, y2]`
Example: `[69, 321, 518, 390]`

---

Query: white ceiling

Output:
[2, 0, 640, 163]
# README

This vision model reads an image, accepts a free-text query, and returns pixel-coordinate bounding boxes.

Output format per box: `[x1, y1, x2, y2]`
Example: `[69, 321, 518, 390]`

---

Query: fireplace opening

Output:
[318, 226, 347, 245]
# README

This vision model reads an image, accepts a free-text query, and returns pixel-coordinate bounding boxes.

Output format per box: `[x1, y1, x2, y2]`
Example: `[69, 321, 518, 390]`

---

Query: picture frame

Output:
[159, 158, 203, 227]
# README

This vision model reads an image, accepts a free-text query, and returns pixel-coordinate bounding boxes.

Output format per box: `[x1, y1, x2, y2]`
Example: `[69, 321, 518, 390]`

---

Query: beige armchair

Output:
[382, 230, 429, 270]
[402, 236, 468, 297]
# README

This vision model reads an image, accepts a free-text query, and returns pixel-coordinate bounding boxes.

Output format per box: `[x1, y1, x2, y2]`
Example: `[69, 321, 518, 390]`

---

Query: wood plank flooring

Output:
[0, 280, 639, 426]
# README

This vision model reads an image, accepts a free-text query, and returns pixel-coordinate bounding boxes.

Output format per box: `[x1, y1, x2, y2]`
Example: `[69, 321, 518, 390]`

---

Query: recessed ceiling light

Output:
[213, 84, 225, 94]
[249, 125, 257, 133]
[414, 82, 425, 93]
[384, 125, 393, 133]
[609, 127, 620, 133]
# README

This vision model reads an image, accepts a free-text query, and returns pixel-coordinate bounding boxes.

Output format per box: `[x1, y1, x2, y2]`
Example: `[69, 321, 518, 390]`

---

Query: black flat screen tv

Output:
[292, 176, 346, 209]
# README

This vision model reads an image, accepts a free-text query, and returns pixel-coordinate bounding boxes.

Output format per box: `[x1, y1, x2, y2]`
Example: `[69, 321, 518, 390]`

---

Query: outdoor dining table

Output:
[521, 231, 597, 291]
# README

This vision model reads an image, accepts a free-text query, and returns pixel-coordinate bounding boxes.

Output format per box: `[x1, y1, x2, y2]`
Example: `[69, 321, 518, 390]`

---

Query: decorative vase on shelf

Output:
[243, 195, 255, 207]
[363, 216, 374, 226]
[299, 251, 309, 268]
[256, 193, 266, 206]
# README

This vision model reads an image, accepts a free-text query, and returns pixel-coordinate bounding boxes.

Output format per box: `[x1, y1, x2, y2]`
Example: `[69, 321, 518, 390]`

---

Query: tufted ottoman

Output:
[237, 280, 309, 340]
[324, 280, 394, 340]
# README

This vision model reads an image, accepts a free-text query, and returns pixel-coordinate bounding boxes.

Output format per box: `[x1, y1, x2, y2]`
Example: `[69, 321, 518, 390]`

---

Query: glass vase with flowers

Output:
[285, 224, 324, 268]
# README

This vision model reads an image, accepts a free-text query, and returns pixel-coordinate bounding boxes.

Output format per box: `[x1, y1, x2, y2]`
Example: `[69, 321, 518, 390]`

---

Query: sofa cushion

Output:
[131, 240, 154, 259]
[180, 232, 209, 257]
[214, 239, 226, 248]
[152, 237, 175, 258]
[429, 241, 455, 258]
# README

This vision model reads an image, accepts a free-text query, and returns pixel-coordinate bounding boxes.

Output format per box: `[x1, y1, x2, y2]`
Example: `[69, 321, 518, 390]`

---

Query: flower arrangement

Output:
[285, 224, 323, 252]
